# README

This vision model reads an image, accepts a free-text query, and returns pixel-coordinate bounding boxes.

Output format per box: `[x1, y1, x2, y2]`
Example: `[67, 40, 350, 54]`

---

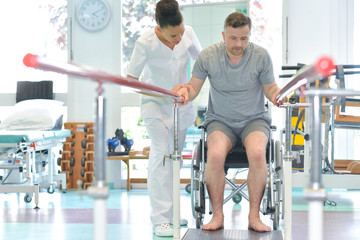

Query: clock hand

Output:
[92, 9, 103, 17]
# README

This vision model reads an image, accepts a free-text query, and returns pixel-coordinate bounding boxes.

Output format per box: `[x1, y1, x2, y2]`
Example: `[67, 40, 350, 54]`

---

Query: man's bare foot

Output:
[202, 216, 224, 231]
[248, 218, 271, 232]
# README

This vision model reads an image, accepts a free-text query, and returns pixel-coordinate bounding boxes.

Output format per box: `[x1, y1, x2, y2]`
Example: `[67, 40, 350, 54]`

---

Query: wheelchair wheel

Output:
[191, 129, 207, 229]
[195, 181, 205, 229]
[191, 143, 201, 218]
[232, 193, 242, 204]
[272, 140, 283, 228]
[273, 203, 280, 230]
[185, 183, 191, 194]
[275, 140, 284, 220]
[192, 178, 204, 229]
[196, 213, 203, 229]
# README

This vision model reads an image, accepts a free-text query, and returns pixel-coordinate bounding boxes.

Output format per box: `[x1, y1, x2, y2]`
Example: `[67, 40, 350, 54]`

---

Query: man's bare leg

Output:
[244, 132, 271, 232]
[202, 131, 232, 230]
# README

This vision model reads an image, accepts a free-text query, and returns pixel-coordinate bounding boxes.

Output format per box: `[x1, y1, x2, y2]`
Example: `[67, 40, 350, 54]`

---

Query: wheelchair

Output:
[189, 125, 283, 230]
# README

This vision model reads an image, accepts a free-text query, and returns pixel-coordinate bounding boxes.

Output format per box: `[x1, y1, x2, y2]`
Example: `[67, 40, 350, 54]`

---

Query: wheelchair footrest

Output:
[263, 206, 275, 215]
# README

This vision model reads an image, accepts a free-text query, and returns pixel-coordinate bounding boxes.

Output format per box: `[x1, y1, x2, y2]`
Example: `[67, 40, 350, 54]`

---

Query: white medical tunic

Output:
[127, 26, 202, 225]
[127, 26, 202, 131]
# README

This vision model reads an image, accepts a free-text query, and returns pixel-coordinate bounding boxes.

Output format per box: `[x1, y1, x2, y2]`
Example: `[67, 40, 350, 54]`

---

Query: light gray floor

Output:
[0, 187, 359, 239]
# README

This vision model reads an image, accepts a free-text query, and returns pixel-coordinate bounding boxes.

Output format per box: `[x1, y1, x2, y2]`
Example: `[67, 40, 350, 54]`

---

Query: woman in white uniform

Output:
[126, 0, 202, 237]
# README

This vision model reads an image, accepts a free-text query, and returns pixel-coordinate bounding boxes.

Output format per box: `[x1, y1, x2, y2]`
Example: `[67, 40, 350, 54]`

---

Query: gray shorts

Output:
[205, 119, 270, 149]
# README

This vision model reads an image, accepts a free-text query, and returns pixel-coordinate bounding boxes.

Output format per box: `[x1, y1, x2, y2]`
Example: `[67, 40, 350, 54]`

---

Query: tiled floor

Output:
[0, 187, 360, 240]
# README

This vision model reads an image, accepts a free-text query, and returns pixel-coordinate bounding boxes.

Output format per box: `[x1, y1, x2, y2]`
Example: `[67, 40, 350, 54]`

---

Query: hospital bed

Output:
[0, 129, 70, 208]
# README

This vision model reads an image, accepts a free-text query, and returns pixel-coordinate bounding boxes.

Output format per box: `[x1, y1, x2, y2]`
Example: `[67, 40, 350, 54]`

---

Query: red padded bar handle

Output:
[23, 53, 183, 102]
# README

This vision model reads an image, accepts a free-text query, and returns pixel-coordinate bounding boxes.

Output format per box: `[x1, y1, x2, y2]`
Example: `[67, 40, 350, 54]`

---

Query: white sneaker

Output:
[153, 223, 173, 237]
[170, 218, 188, 226]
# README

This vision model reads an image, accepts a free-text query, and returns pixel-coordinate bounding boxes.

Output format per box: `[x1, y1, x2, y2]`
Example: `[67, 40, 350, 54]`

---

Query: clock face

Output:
[77, 0, 110, 31]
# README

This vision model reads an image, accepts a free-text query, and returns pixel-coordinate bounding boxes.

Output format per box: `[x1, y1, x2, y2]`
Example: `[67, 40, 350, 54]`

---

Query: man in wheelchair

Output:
[173, 12, 284, 232]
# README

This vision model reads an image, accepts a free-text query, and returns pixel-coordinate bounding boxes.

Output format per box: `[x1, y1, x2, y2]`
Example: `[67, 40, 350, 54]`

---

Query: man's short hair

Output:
[224, 12, 252, 31]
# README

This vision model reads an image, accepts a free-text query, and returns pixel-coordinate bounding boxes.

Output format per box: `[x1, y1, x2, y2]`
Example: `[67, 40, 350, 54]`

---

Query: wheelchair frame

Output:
[190, 126, 284, 230]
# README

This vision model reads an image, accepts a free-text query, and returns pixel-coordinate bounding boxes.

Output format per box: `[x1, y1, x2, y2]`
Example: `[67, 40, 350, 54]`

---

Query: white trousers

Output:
[144, 118, 187, 225]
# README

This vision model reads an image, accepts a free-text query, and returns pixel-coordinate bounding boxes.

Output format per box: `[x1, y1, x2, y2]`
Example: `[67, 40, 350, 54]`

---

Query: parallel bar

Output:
[305, 89, 360, 97]
[304, 88, 360, 240]
[23, 54, 183, 102]
[279, 71, 360, 79]
[23, 53, 184, 240]
[173, 103, 181, 240]
[280, 102, 331, 108]
[276, 56, 335, 103]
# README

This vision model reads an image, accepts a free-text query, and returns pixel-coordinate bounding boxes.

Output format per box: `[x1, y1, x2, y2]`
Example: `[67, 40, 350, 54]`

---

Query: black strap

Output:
[335, 65, 346, 112]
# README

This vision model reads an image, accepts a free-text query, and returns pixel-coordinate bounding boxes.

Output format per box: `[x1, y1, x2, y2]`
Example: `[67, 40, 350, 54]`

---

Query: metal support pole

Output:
[88, 83, 110, 240]
[173, 102, 181, 240]
[305, 95, 326, 240]
[330, 103, 336, 170]
[283, 105, 293, 240]
[95, 84, 106, 187]
[310, 95, 322, 188]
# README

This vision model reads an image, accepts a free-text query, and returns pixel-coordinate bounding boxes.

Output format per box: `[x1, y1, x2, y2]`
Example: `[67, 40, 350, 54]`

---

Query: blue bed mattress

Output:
[0, 129, 71, 143]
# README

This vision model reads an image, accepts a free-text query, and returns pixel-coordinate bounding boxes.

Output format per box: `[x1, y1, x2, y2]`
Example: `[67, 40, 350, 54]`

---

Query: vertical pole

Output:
[173, 101, 181, 240]
[91, 83, 109, 240]
[283, 105, 292, 240]
[48, 148, 53, 191]
[304, 96, 311, 174]
[95, 84, 106, 187]
[310, 96, 322, 188]
[330, 103, 335, 170]
[285, 106, 292, 154]
[306, 94, 326, 240]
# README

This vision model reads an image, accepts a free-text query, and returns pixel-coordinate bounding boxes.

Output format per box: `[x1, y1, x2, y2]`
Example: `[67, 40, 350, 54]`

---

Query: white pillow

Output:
[0, 99, 64, 131]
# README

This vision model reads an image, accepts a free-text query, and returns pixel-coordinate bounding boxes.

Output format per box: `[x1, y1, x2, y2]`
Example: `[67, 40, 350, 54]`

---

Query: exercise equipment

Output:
[62, 122, 94, 190]
[107, 129, 134, 156]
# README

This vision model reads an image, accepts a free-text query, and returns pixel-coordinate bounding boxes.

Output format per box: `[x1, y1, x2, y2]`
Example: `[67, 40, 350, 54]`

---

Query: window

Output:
[0, 0, 68, 94]
[120, 107, 150, 151]
[121, 0, 156, 78]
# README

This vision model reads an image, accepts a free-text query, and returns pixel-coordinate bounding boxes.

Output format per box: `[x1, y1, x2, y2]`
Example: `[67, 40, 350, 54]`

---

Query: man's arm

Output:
[172, 75, 205, 104]
[262, 81, 283, 106]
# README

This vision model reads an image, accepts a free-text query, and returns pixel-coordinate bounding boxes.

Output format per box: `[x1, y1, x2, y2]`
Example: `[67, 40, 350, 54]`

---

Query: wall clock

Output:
[77, 0, 111, 32]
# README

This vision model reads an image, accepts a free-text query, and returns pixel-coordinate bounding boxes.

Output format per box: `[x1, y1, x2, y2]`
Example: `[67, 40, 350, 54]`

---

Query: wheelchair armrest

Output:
[270, 125, 277, 131]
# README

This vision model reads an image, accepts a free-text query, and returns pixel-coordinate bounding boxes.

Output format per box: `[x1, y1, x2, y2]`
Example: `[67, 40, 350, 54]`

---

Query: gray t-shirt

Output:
[192, 41, 275, 128]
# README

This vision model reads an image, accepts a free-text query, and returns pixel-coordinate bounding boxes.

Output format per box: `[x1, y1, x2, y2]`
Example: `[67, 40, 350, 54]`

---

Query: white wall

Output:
[284, 0, 354, 65]
[67, 0, 134, 188]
